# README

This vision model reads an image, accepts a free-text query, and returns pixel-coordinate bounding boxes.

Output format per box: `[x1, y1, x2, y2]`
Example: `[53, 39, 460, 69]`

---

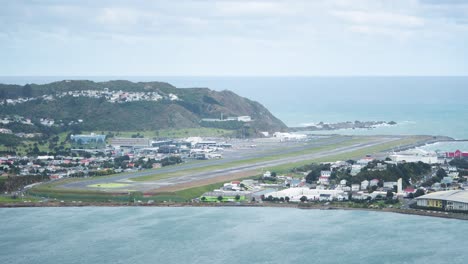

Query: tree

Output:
[436, 168, 447, 180]
[414, 189, 425, 198]
[235, 194, 241, 201]
[300, 196, 307, 203]
[386, 190, 394, 199]
[271, 171, 277, 177]
[285, 196, 290, 203]
[22, 84, 33, 97]
[217, 195, 223, 202]
[201, 196, 206, 202]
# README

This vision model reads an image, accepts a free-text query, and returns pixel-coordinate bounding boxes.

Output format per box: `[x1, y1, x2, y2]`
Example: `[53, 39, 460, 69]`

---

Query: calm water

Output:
[1, 76, 468, 139]
[0, 207, 467, 264]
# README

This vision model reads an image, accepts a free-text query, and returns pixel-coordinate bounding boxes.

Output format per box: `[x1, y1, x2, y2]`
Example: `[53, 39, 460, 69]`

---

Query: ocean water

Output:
[0, 207, 467, 264]
[1, 76, 468, 139]
[420, 141, 468, 152]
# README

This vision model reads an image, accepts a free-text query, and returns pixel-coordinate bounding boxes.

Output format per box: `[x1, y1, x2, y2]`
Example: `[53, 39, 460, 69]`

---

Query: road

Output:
[59, 135, 402, 193]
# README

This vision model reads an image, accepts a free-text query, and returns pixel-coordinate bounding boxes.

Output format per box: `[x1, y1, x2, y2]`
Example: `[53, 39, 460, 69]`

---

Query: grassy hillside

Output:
[0, 80, 287, 133]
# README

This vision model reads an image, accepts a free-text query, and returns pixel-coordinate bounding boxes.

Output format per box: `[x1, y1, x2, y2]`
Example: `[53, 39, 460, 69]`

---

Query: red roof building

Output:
[446, 150, 468, 158]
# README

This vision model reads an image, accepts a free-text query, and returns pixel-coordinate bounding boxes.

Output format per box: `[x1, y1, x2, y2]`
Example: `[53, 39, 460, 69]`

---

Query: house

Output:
[357, 158, 373, 166]
[404, 187, 415, 196]
[361, 180, 369, 190]
[351, 184, 360, 192]
[441, 177, 453, 185]
[318, 176, 329, 185]
[319, 194, 332, 201]
[369, 179, 379, 187]
[237, 116, 252, 122]
[318, 170, 331, 185]
[350, 165, 363, 176]
[383, 181, 398, 189]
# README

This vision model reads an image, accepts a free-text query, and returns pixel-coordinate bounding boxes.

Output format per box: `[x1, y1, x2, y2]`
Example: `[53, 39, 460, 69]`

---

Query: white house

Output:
[383, 181, 398, 189]
[351, 165, 363, 176]
[361, 180, 369, 190]
[369, 179, 379, 187]
[318, 177, 330, 185]
[237, 116, 252, 122]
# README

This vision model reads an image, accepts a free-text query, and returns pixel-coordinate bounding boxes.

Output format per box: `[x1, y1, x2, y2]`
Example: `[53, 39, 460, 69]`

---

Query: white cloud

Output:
[1, 0, 468, 75]
[96, 8, 142, 26]
[214, 1, 293, 16]
[331, 10, 425, 27]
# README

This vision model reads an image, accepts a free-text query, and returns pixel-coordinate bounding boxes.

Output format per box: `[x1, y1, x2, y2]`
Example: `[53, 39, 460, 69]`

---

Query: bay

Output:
[0, 207, 467, 264]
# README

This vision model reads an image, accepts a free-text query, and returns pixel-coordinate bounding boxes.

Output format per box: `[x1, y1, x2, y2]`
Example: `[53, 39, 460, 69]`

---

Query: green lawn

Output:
[0, 195, 40, 203]
[86, 128, 236, 139]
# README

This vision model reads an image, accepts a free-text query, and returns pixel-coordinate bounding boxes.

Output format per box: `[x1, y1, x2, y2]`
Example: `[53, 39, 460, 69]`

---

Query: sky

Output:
[1, 0, 468, 76]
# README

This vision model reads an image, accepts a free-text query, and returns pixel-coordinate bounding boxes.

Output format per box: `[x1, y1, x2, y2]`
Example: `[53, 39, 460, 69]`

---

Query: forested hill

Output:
[0, 80, 287, 133]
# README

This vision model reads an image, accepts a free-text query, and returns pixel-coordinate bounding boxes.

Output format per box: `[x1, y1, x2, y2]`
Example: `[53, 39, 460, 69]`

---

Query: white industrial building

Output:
[390, 148, 439, 164]
[416, 190, 468, 212]
[272, 132, 307, 141]
[266, 188, 346, 202]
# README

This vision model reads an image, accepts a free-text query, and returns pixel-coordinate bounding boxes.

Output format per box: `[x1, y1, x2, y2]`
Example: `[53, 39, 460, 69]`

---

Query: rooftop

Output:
[416, 190, 468, 204]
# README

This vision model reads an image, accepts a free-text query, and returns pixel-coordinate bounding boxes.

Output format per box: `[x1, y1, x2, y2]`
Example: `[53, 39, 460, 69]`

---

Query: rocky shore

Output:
[290, 120, 397, 132]
[2, 201, 467, 221]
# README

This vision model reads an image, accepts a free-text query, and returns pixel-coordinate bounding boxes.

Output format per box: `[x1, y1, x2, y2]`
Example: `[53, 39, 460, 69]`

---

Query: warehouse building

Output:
[416, 190, 468, 212]
[110, 137, 150, 148]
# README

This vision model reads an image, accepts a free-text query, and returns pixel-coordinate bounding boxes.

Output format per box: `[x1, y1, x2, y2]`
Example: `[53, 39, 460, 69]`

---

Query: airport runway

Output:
[59, 135, 402, 192]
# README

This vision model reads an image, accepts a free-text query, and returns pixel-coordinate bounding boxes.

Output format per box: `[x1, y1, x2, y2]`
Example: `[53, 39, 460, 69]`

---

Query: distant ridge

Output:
[0, 80, 287, 134]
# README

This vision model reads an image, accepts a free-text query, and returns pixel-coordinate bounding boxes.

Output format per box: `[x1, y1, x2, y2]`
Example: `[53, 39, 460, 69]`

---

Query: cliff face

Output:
[0, 80, 287, 132]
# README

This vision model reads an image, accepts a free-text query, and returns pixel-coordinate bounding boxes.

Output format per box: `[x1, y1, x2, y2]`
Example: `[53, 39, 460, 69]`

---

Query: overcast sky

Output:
[1, 0, 468, 76]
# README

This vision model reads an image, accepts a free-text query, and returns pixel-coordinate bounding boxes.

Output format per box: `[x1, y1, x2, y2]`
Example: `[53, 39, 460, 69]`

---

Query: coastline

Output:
[2, 202, 468, 221]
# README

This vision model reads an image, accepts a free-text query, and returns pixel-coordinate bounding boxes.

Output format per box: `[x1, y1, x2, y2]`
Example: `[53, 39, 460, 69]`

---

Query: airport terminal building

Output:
[70, 134, 106, 148]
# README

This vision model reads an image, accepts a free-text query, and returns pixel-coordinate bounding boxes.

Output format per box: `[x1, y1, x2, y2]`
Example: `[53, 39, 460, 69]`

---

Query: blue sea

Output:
[1, 76, 468, 143]
[1, 207, 467, 264]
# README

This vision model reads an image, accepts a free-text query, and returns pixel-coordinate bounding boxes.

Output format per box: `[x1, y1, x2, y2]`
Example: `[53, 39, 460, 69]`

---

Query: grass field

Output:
[27, 176, 253, 203]
[86, 128, 236, 139]
[0, 196, 40, 203]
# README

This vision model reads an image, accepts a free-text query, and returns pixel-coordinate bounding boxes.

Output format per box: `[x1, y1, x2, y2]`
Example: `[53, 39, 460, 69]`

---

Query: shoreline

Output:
[2, 202, 468, 221]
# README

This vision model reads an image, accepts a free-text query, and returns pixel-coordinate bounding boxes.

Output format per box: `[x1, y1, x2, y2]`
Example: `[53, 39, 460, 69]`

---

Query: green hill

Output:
[0, 80, 287, 134]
